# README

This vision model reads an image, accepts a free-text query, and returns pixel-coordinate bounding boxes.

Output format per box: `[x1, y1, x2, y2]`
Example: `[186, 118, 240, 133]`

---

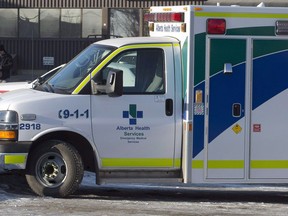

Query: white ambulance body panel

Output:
[0, 89, 93, 143]
[149, 5, 288, 183]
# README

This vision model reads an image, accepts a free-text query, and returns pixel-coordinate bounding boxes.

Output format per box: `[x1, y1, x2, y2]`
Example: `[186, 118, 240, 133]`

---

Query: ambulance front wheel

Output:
[25, 140, 84, 197]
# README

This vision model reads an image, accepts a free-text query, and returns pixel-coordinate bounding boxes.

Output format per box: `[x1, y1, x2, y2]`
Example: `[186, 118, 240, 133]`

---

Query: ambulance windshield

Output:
[41, 44, 114, 94]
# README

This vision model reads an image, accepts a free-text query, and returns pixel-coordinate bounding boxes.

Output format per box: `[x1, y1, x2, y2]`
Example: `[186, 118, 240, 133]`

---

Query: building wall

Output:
[0, 0, 204, 8]
[0, 0, 205, 75]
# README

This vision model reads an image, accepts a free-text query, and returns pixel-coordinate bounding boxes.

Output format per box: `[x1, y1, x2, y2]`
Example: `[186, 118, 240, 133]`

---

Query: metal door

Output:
[205, 37, 247, 179]
[250, 39, 288, 178]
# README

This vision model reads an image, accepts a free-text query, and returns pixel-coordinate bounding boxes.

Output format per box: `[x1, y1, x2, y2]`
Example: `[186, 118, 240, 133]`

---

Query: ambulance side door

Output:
[91, 44, 177, 170]
[205, 37, 247, 179]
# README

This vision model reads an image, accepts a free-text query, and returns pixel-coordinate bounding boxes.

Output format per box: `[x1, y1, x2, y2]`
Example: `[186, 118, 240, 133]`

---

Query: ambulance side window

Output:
[95, 48, 165, 94]
[133, 49, 164, 94]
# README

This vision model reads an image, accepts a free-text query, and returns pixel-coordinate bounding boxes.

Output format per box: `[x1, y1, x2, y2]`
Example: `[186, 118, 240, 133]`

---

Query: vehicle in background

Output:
[0, 64, 65, 94]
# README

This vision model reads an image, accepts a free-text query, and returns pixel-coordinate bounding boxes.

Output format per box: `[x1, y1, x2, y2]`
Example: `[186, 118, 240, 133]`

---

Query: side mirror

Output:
[92, 69, 123, 97]
[32, 77, 44, 89]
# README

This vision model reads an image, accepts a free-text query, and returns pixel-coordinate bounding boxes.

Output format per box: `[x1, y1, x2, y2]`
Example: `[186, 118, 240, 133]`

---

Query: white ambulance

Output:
[0, 4, 288, 197]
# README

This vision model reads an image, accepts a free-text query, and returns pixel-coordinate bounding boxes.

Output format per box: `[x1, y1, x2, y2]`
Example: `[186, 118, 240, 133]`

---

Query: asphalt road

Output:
[1, 172, 288, 216]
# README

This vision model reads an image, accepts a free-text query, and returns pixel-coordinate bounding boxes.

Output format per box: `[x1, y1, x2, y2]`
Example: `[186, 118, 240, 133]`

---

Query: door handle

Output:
[166, 99, 173, 116]
[232, 103, 241, 117]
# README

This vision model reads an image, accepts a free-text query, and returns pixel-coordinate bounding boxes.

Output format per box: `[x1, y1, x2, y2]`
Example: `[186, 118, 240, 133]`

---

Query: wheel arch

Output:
[28, 131, 98, 173]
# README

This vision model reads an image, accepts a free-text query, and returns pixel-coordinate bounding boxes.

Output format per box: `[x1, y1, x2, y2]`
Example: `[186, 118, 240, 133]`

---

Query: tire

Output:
[25, 140, 84, 197]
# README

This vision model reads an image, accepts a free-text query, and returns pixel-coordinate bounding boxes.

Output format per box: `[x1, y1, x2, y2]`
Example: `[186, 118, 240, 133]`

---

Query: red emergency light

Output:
[144, 12, 184, 22]
[207, 19, 226, 34]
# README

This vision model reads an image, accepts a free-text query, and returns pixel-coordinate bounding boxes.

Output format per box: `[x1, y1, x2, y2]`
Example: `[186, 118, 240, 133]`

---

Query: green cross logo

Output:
[123, 104, 143, 125]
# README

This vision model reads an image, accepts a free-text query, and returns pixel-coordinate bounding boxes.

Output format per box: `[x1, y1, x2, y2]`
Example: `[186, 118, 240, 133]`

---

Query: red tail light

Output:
[207, 19, 226, 34]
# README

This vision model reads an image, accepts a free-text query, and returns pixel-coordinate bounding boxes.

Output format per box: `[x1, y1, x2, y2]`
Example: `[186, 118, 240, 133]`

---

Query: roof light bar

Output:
[144, 13, 184, 22]
[276, 21, 288, 35]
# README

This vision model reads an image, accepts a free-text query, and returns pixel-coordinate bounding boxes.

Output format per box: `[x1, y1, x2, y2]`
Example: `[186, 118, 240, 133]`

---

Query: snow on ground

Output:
[0, 171, 97, 201]
[1, 172, 288, 215]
